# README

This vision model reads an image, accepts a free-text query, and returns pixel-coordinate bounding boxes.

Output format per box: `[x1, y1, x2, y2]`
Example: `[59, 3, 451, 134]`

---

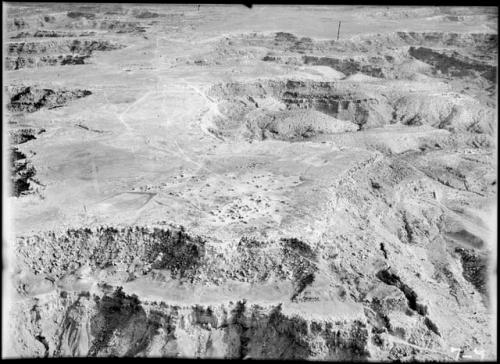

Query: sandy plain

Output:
[3, 4, 498, 360]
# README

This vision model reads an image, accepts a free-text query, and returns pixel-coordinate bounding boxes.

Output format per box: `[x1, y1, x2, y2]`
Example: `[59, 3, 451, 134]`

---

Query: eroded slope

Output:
[4, 4, 497, 361]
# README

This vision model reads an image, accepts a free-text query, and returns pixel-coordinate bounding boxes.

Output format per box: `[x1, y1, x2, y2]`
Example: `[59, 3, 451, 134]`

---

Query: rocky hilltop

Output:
[3, 4, 497, 360]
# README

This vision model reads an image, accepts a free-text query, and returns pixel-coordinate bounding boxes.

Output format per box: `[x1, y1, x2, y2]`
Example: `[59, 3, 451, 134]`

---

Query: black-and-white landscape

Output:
[3, 3, 497, 360]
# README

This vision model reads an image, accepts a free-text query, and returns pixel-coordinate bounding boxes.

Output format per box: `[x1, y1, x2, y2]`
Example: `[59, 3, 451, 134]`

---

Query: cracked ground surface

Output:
[2, 4, 498, 360]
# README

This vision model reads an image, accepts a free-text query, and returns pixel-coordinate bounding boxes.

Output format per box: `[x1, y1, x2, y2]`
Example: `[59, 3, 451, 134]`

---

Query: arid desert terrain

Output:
[2, 4, 498, 360]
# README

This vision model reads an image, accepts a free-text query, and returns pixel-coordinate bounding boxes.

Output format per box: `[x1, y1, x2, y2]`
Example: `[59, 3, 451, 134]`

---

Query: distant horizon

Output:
[2, 3, 497, 360]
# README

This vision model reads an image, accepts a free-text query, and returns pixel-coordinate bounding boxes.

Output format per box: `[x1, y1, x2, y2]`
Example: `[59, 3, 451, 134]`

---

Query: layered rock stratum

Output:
[2, 4, 498, 360]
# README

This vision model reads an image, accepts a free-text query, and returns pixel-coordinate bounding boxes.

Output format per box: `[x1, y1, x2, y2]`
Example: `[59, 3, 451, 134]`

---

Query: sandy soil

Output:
[2, 4, 497, 360]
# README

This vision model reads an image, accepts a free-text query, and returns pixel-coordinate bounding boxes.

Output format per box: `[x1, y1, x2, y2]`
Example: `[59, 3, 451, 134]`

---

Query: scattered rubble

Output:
[3, 4, 496, 360]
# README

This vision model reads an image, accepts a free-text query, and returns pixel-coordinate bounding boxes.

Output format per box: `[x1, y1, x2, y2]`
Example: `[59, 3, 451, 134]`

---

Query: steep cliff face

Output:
[5, 39, 125, 70]
[6, 86, 92, 113]
[4, 4, 496, 360]
[9, 225, 371, 359]
[10, 289, 370, 359]
[9, 209, 493, 359]
[9, 147, 38, 197]
[208, 79, 495, 140]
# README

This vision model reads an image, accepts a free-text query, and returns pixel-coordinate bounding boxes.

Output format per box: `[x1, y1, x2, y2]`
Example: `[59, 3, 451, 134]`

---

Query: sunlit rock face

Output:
[3, 3, 497, 360]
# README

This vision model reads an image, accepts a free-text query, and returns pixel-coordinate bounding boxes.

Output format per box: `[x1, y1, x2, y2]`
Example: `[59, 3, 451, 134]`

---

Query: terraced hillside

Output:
[3, 4, 497, 360]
